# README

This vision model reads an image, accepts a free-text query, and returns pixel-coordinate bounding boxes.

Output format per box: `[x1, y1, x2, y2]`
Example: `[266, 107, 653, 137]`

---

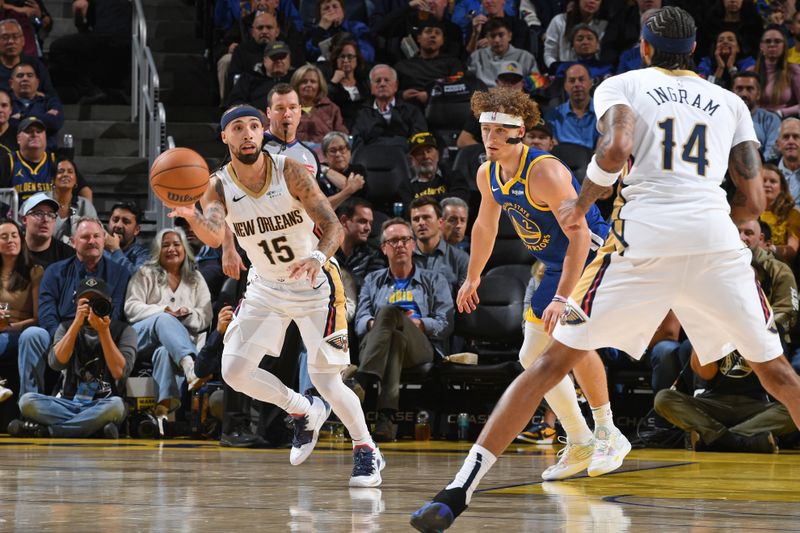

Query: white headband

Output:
[479, 111, 524, 127]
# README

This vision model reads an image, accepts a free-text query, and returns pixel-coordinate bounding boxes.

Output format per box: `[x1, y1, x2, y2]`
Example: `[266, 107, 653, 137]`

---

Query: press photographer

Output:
[7, 277, 136, 438]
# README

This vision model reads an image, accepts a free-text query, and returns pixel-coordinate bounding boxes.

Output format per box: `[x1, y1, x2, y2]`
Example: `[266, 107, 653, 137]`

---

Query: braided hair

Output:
[644, 7, 696, 70]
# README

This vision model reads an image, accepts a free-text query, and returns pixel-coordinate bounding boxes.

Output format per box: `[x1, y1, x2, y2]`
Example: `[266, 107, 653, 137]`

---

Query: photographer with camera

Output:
[8, 277, 135, 438]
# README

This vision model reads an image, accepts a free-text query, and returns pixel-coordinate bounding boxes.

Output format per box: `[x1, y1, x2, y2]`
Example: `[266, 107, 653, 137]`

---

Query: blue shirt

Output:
[616, 45, 642, 74]
[751, 107, 781, 161]
[487, 145, 609, 269]
[546, 99, 599, 150]
[104, 241, 150, 275]
[213, 0, 302, 32]
[412, 237, 469, 296]
[38, 256, 131, 338]
[452, 0, 517, 37]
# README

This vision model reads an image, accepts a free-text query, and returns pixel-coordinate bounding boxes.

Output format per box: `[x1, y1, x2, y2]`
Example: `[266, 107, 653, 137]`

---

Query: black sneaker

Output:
[373, 413, 396, 442]
[7, 419, 49, 438]
[220, 428, 267, 448]
[410, 487, 468, 532]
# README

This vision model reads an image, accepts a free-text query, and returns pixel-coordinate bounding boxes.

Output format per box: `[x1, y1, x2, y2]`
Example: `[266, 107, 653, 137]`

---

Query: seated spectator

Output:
[2, 0, 43, 58]
[372, 0, 463, 63]
[351, 65, 427, 149]
[9, 277, 132, 438]
[353, 218, 453, 441]
[451, 0, 516, 38]
[756, 25, 800, 117]
[697, 31, 756, 90]
[0, 117, 53, 205]
[48, 0, 131, 104]
[467, 18, 538, 88]
[543, 0, 607, 74]
[305, 0, 374, 63]
[440, 197, 470, 252]
[760, 163, 800, 264]
[0, 88, 14, 151]
[733, 72, 781, 161]
[335, 197, 386, 289]
[409, 196, 469, 296]
[465, 0, 531, 55]
[704, 0, 763, 59]
[19, 192, 72, 267]
[320, 131, 366, 210]
[545, 63, 599, 150]
[553, 24, 614, 84]
[655, 342, 797, 453]
[0, 19, 55, 96]
[19, 217, 130, 396]
[0, 218, 41, 404]
[394, 19, 465, 110]
[213, 0, 302, 36]
[323, 37, 370, 130]
[103, 202, 149, 275]
[227, 41, 294, 111]
[8, 61, 62, 149]
[291, 64, 347, 146]
[224, 11, 283, 101]
[774, 118, 800, 202]
[125, 228, 212, 420]
[523, 118, 557, 152]
[401, 132, 469, 205]
[51, 158, 97, 245]
[173, 217, 224, 301]
[599, 0, 661, 67]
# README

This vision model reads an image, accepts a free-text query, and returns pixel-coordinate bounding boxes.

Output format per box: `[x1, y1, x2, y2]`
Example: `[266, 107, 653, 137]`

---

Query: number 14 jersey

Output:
[217, 154, 318, 281]
[594, 67, 758, 259]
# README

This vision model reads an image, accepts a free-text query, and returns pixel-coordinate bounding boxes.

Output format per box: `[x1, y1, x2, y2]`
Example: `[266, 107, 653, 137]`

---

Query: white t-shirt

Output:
[593, 67, 758, 258]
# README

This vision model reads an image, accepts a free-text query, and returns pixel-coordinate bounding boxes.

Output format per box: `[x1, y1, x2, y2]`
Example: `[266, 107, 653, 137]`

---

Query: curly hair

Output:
[470, 87, 541, 130]
[764, 163, 795, 220]
[644, 6, 696, 70]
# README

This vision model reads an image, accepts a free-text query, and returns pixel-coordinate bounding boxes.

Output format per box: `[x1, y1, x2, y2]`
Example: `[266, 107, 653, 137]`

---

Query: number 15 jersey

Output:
[217, 154, 318, 281]
[593, 67, 758, 259]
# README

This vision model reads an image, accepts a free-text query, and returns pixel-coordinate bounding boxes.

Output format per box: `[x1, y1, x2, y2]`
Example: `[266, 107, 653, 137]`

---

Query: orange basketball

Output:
[149, 147, 210, 207]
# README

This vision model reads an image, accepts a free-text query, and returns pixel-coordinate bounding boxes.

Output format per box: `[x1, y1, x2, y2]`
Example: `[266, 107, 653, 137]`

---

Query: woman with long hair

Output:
[756, 25, 800, 117]
[760, 163, 800, 264]
[51, 158, 97, 244]
[543, 0, 607, 73]
[697, 30, 755, 89]
[324, 37, 370, 129]
[291, 64, 348, 146]
[0, 218, 42, 403]
[125, 227, 212, 422]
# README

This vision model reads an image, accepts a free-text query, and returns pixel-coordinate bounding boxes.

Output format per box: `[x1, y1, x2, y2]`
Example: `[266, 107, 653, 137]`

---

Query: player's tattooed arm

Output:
[729, 140, 765, 221]
[285, 158, 344, 259]
[168, 175, 228, 248]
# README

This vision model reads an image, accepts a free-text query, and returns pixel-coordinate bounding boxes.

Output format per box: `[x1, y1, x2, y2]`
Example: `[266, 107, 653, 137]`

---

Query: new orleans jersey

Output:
[217, 154, 318, 281]
[594, 67, 758, 258]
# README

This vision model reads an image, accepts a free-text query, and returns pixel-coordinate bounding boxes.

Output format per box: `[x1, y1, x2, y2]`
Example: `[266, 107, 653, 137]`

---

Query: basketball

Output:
[149, 147, 210, 207]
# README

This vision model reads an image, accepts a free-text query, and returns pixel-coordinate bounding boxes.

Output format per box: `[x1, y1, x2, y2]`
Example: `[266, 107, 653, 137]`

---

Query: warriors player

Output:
[412, 6, 800, 531]
[171, 105, 384, 487]
[454, 87, 630, 482]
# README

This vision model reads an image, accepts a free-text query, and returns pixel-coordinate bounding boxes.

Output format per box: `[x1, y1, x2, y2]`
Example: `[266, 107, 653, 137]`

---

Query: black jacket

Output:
[351, 98, 427, 149]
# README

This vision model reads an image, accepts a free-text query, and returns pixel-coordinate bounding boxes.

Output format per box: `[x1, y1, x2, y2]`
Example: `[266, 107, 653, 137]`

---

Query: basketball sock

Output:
[591, 403, 614, 430]
[309, 371, 371, 444]
[446, 444, 497, 505]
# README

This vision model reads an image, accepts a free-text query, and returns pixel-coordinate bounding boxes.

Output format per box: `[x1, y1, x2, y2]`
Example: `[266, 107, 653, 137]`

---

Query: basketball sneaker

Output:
[516, 422, 557, 444]
[541, 436, 594, 481]
[588, 426, 632, 477]
[289, 395, 331, 466]
[410, 487, 467, 532]
[349, 445, 386, 487]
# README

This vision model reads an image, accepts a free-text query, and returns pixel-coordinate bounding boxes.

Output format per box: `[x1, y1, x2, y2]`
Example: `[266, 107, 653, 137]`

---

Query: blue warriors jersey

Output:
[487, 145, 609, 269]
[9, 150, 54, 204]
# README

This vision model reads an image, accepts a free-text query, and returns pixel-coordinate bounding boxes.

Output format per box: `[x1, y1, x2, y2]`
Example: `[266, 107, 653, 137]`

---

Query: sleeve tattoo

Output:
[285, 159, 343, 258]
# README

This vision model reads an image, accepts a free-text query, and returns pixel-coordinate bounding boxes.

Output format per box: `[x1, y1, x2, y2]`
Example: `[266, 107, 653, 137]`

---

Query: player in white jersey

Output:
[411, 7, 800, 532]
[171, 105, 384, 487]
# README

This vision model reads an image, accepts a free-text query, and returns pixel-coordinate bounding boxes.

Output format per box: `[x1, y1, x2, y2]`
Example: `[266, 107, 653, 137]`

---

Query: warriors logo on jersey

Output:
[504, 203, 550, 251]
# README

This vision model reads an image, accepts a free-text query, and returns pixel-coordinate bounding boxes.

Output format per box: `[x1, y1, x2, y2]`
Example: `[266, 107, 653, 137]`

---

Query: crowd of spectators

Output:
[1, 0, 799, 451]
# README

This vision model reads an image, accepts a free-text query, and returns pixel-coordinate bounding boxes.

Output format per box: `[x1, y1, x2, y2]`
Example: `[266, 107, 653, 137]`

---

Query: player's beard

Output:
[235, 149, 260, 165]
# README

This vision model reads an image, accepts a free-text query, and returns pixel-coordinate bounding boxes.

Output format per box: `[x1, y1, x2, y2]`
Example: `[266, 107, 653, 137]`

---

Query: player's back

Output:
[593, 67, 756, 258]
[217, 154, 318, 282]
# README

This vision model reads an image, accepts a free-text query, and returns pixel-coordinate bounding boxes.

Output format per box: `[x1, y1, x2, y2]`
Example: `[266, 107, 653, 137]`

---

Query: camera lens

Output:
[90, 298, 112, 318]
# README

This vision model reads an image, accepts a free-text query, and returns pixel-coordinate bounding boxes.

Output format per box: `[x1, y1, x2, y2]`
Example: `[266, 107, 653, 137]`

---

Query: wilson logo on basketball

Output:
[167, 192, 200, 203]
[325, 334, 348, 351]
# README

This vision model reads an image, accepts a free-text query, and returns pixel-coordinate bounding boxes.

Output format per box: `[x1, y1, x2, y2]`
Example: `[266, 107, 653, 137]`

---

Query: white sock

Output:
[446, 444, 497, 504]
[180, 356, 196, 382]
[591, 403, 614, 431]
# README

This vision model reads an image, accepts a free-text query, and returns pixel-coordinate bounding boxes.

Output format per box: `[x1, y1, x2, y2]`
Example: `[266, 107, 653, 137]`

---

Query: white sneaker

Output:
[289, 396, 331, 466]
[0, 382, 12, 403]
[349, 445, 385, 487]
[588, 426, 631, 477]
[541, 436, 594, 481]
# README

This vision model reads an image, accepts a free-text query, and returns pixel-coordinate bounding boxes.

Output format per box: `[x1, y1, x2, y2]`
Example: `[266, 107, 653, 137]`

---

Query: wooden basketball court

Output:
[0, 436, 797, 532]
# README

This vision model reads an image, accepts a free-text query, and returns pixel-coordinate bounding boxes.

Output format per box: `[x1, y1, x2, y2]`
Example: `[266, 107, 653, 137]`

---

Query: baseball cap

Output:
[496, 61, 524, 82]
[530, 117, 553, 137]
[77, 277, 112, 301]
[264, 41, 289, 58]
[408, 131, 437, 153]
[20, 192, 58, 217]
[17, 116, 45, 134]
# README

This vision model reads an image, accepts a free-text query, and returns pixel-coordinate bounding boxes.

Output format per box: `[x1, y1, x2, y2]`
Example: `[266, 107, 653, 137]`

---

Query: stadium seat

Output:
[451, 143, 485, 194]
[551, 142, 593, 182]
[351, 145, 412, 216]
[485, 264, 534, 289]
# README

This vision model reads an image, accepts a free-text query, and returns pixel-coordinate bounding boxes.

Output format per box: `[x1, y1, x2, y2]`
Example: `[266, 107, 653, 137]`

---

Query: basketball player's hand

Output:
[557, 198, 585, 231]
[456, 278, 481, 313]
[167, 205, 197, 221]
[289, 257, 321, 285]
[541, 301, 565, 335]
[222, 243, 247, 280]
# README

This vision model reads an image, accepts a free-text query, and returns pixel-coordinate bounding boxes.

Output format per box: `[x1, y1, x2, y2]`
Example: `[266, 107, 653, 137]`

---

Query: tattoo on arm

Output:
[285, 159, 343, 258]
[577, 179, 613, 212]
[195, 200, 227, 235]
[729, 141, 761, 182]
[595, 104, 636, 165]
